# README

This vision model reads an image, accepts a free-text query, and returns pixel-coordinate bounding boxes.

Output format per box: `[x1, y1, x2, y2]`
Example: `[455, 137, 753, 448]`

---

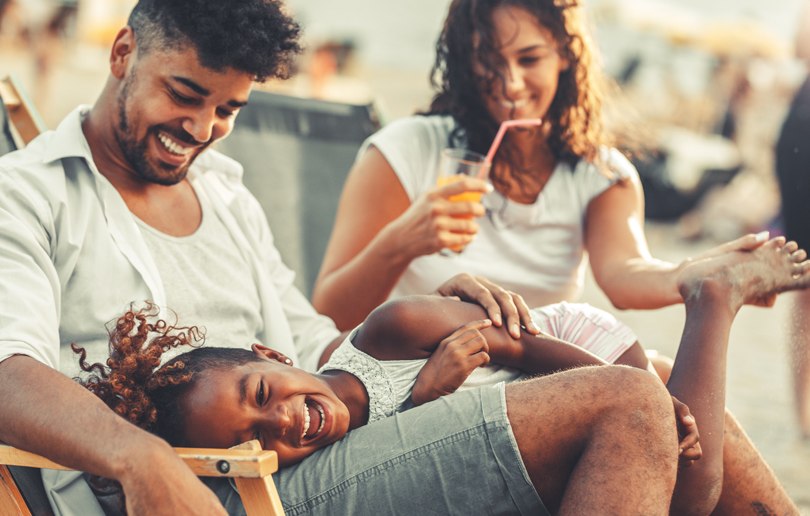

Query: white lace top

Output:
[318, 326, 523, 423]
[317, 327, 400, 423]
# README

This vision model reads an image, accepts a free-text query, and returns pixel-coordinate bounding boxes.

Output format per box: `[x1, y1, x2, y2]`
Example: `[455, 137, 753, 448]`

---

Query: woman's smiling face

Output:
[180, 346, 351, 467]
[478, 5, 568, 124]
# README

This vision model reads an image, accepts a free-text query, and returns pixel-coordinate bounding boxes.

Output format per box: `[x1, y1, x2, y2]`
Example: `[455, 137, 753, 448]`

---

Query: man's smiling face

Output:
[114, 42, 253, 186]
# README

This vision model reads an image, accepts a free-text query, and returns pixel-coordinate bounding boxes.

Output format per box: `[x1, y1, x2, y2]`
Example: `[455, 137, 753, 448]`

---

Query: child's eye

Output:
[257, 381, 265, 405]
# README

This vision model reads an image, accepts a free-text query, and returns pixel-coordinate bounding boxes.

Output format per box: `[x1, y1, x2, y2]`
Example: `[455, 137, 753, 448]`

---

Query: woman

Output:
[311, 0, 768, 333]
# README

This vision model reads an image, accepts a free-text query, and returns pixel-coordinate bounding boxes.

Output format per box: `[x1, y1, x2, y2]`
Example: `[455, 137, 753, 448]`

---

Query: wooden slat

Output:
[0, 442, 277, 479]
[174, 446, 278, 478]
[0, 75, 47, 146]
[0, 445, 69, 471]
[231, 440, 285, 516]
[0, 465, 31, 516]
[234, 476, 285, 516]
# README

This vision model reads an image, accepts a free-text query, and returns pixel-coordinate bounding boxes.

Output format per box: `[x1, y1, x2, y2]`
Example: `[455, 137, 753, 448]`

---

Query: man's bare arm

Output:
[0, 355, 227, 516]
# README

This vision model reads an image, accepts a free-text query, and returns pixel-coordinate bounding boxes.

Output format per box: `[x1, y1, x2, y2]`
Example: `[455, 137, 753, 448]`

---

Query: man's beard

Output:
[115, 73, 203, 186]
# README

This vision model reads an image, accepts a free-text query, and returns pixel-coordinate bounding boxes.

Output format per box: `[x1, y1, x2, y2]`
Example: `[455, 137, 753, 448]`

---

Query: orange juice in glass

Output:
[437, 148, 491, 253]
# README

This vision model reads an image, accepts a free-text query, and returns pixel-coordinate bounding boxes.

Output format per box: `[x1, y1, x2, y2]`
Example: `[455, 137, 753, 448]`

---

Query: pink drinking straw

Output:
[479, 118, 542, 178]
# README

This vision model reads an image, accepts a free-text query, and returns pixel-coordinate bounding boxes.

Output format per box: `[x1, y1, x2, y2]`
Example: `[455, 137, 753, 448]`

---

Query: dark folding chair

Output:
[216, 90, 381, 297]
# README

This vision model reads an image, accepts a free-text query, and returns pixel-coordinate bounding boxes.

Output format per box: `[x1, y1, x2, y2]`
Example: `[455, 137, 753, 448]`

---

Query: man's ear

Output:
[110, 26, 136, 79]
[251, 344, 293, 366]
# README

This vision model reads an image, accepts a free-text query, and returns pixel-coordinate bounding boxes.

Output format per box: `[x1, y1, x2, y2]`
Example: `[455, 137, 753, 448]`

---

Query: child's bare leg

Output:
[709, 411, 800, 516]
[668, 238, 810, 516]
[505, 366, 678, 516]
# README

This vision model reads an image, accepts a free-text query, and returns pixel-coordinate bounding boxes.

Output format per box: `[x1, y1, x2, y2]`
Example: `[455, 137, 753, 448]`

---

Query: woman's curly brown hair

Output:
[428, 0, 617, 194]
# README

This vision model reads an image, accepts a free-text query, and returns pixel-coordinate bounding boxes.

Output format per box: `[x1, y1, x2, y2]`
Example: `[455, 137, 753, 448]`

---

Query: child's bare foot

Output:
[677, 238, 810, 312]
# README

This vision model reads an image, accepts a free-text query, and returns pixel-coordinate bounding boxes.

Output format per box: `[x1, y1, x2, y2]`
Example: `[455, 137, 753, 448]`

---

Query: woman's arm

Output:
[311, 147, 489, 330]
[584, 175, 681, 310]
[585, 174, 769, 310]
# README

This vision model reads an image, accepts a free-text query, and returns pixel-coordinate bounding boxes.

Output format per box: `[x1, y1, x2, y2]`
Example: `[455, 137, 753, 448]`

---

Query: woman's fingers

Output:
[473, 276, 538, 337]
[432, 176, 492, 198]
[694, 232, 770, 262]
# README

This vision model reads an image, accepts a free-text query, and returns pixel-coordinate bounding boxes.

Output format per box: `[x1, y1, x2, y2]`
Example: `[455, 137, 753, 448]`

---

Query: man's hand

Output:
[671, 395, 702, 468]
[0, 356, 228, 516]
[433, 274, 539, 339]
[121, 440, 228, 516]
[411, 320, 492, 406]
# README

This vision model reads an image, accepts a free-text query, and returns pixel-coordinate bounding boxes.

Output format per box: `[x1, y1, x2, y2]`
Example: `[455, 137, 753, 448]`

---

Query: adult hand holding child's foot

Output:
[677, 237, 810, 312]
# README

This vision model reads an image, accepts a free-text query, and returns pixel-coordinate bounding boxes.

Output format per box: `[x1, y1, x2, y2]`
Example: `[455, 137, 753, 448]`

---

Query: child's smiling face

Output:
[181, 345, 351, 467]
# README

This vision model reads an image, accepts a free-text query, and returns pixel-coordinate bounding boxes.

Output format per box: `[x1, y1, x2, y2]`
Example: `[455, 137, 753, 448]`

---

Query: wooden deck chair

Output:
[215, 91, 381, 298]
[0, 74, 47, 148]
[0, 440, 285, 516]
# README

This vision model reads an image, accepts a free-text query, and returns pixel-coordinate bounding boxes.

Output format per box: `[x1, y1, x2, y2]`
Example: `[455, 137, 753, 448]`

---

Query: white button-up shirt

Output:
[0, 105, 339, 376]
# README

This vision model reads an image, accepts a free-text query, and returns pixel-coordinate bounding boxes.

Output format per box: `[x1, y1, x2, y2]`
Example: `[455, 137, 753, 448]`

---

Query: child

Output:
[75, 237, 810, 514]
[75, 293, 673, 470]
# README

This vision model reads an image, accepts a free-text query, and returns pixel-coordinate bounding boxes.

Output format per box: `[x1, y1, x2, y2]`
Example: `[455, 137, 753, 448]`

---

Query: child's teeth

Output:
[302, 403, 310, 439]
[316, 403, 325, 435]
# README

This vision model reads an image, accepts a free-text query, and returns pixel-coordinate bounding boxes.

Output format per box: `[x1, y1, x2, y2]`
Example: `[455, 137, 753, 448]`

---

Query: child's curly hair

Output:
[73, 303, 265, 446]
[73, 304, 266, 511]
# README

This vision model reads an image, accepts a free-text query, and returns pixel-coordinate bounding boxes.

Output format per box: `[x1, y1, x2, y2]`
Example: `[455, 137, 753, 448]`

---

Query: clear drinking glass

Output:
[436, 148, 491, 254]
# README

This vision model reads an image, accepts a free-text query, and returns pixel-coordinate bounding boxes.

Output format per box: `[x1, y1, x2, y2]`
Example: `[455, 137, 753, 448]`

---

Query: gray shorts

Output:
[206, 383, 548, 515]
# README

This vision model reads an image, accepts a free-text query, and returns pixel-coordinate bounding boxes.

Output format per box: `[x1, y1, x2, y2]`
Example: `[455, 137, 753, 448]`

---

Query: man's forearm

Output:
[0, 355, 229, 515]
[0, 355, 171, 479]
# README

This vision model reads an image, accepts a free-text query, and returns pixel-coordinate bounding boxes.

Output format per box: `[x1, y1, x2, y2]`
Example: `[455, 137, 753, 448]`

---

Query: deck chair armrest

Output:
[0, 441, 284, 516]
[0, 441, 277, 478]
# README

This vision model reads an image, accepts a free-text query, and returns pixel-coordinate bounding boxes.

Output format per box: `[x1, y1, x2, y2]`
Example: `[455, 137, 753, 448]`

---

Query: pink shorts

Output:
[530, 302, 638, 364]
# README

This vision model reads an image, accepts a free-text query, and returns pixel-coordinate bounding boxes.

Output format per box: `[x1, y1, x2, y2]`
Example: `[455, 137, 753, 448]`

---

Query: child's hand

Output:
[671, 395, 702, 468]
[411, 320, 492, 406]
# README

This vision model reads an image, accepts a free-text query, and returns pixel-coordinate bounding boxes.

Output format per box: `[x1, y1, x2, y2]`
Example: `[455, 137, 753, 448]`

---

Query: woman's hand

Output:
[671, 395, 702, 468]
[411, 320, 492, 406]
[433, 273, 540, 338]
[313, 148, 493, 331]
[388, 176, 490, 257]
[682, 232, 778, 307]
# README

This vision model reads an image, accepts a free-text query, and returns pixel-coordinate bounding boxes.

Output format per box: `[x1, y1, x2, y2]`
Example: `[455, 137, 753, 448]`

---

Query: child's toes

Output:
[792, 260, 810, 279]
[765, 236, 787, 249]
[782, 241, 799, 255]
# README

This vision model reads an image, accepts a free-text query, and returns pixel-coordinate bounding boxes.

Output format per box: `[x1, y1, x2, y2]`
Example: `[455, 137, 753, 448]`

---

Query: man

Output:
[0, 1, 799, 515]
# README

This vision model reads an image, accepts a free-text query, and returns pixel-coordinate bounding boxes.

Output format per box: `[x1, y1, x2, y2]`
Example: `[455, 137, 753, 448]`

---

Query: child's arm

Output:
[354, 295, 607, 371]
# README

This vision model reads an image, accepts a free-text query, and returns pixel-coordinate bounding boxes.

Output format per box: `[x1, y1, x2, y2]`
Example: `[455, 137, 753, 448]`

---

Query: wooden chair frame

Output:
[0, 440, 285, 516]
[0, 74, 48, 147]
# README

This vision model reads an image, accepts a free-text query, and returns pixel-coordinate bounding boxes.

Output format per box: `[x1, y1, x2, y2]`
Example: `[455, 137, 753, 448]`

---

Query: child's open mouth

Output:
[302, 397, 325, 442]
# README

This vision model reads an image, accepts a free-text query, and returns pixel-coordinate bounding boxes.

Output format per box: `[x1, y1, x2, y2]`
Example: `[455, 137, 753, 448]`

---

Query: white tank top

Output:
[361, 115, 637, 308]
[135, 181, 263, 355]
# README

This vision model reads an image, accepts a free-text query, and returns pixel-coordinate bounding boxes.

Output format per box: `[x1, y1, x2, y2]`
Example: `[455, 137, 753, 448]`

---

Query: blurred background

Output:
[2, 0, 809, 510]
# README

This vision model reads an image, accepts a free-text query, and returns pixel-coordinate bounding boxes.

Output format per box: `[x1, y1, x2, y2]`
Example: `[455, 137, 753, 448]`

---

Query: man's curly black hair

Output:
[128, 0, 301, 82]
